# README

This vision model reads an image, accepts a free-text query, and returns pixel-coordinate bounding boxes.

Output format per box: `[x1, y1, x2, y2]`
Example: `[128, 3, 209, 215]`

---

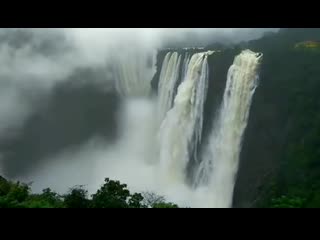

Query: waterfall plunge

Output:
[103, 49, 262, 208]
[158, 51, 212, 187]
[194, 50, 263, 207]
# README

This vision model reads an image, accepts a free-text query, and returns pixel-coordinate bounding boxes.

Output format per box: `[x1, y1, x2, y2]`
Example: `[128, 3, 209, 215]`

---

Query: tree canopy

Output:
[0, 176, 179, 209]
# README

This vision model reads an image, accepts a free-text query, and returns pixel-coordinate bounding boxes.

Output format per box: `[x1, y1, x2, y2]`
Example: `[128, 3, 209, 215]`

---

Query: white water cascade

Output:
[158, 51, 213, 187]
[111, 50, 155, 97]
[194, 49, 263, 207]
[157, 52, 182, 122]
[90, 48, 263, 208]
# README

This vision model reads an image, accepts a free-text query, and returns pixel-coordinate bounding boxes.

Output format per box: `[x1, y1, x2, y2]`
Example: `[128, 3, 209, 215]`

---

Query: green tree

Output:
[0, 176, 10, 197]
[91, 178, 131, 208]
[270, 196, 306, 208]
[64, 186, 90, 208]
[142, 192, 165, 208]
[0, 180, 31, 208]
[142, 192, 179, 208]
[153, 202, 179, 208]
[39, 188, 64, 207]
[128, 193, 144, 208]
[20, 188, 64, 208]
[0, 176, 179, 208]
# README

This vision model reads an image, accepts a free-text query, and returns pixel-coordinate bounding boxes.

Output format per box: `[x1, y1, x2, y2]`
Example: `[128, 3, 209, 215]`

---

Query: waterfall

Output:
[104, 48, 262, 208]
[194, 49, 263, 207]
[158, 51, 213, 186]
[93, 48, 262, 208]
[111, 50, 154, 97]
[157, 52, 182, 122]
[181, 53, 191, 83]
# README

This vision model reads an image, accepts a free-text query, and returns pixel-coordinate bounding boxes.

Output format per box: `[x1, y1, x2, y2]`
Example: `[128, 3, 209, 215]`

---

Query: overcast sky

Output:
[0, 28, 279, 83]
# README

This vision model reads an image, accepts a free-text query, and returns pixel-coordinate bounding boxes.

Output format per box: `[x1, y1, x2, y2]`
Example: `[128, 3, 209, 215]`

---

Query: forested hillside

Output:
[232, 28, 320, 207]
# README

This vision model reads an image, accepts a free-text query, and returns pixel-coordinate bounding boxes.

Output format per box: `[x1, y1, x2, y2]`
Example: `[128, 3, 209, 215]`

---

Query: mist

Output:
[0, 28, 279, 205]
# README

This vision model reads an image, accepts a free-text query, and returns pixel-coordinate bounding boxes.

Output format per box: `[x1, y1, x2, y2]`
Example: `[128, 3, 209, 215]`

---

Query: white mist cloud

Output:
[18, 98, 159, 195]
[0, 86, 31, 136]
[0, 28, 278, 90]
[65, 28, 278, 62]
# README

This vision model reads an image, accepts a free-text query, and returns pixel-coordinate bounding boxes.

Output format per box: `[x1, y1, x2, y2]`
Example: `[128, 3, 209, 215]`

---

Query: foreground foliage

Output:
[0, 176, 178, 208]
[245, 28, 320, 208]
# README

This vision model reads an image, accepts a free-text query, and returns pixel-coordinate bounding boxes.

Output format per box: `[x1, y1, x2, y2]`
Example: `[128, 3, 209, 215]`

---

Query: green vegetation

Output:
[0, 176, 179, 208]
[270, 196, 306, 208]
[242, 28, 320, 208]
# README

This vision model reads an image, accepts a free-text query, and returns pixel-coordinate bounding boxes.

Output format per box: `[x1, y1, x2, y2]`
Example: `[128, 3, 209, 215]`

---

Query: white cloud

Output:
[0, 28, 278, 86]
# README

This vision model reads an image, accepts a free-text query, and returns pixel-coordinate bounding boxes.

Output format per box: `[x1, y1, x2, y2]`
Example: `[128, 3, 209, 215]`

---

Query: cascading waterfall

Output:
[158, 51, 213, 186]
[194, 49, 263, 207]
[157, 52, 182, 122]
[111, 50, 154, 97]
[98, 48, 262, 208]
[181, 53, 191, 82]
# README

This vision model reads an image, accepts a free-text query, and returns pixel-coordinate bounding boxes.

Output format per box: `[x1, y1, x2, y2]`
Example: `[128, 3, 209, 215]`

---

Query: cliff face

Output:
[232, 29, 320, 207]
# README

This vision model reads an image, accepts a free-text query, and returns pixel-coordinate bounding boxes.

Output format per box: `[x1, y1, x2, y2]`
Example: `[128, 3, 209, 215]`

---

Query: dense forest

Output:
[233, 28, 320, 208]
[0, 176, 179, 208]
